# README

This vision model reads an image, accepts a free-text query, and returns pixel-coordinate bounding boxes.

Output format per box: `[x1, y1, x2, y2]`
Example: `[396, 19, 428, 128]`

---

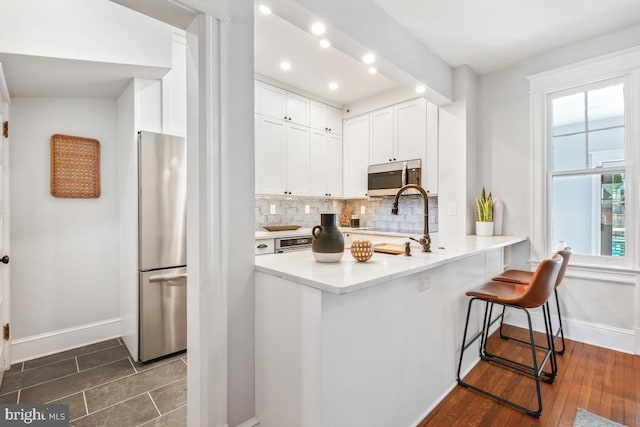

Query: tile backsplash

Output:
[345, 196, 438, 233]
[255, 195, 438, 233]
[255, 196, 344, 230]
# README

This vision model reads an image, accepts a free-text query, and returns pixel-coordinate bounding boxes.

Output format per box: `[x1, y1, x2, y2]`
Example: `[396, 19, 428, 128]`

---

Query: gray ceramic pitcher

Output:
[312, 213, 344, 262]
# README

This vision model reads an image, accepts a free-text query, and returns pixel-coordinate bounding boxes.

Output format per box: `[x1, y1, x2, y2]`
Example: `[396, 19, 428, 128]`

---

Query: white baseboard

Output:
[11, 318, 122, 363]
[504, 311, 635, 354]
[236, 417, 259, 427]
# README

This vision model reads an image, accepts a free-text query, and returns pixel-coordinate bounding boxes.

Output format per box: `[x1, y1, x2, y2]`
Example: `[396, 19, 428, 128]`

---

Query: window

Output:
[549, 82, 626, 257]
[529, 49, 640, 267]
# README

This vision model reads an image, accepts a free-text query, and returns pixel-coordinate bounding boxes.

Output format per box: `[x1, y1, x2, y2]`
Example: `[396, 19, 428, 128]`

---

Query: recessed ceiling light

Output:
[328, 82, 338, 90]
[368, 66, 377, 75]
[311, 22, 326, 35]
[362, 53, 375, 64]
[280, 61, 291, 70]
[258, 4, 271, 15]
[415, 85, 426, 94]
[319, 39, 331, 48]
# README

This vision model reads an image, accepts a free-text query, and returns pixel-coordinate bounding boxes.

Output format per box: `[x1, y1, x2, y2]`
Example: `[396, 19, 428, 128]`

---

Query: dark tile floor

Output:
[0, 338, 187, 426]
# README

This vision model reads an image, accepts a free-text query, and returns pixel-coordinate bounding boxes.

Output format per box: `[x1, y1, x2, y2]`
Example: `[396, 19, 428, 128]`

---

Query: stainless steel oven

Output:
[275, 236, 313, 253]
[368, 159, 421, 196]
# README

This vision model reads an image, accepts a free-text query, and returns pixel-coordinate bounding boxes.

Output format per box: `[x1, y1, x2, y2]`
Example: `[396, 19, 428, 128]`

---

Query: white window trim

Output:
[528, 46, 640, 270]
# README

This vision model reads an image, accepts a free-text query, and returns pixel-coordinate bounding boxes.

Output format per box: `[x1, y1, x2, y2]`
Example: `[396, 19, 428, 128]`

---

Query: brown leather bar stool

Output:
[493, 249, 572, 354]
[456, 254, 563, 417]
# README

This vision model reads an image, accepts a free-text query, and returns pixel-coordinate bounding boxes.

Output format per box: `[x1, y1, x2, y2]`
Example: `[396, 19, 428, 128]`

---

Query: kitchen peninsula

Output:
[255, 234, 529, 427]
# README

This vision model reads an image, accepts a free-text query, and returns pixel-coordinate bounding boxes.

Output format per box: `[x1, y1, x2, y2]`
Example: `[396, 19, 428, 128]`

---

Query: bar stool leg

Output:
[554, 289, 566, 355]
[498, 289, 566, 356]
[483, 304, 556, 382]
[457, 298, 544, 417]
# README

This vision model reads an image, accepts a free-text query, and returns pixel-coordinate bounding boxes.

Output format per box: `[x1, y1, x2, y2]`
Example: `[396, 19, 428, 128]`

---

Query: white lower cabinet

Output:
[255, 238, 275, 255]
[310, 130, 342, 197]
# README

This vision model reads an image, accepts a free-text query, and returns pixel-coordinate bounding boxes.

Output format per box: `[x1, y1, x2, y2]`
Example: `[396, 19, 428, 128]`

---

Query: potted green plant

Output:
[475, 187, 494, 236]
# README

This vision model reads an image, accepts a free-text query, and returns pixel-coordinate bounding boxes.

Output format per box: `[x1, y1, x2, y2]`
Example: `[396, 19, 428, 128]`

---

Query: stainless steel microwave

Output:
[367, 159, 422, 196]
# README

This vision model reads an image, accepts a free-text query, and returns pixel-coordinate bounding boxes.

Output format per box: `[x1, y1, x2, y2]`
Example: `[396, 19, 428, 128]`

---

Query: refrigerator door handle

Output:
[149, 273, 188, 283]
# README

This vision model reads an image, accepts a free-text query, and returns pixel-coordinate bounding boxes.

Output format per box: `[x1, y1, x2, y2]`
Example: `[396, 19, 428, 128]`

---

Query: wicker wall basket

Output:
[50, 134, 101, 198]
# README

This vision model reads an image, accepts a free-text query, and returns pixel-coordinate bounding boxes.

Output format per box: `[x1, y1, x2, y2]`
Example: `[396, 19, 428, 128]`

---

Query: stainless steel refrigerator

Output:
[138, 131, 187, 362]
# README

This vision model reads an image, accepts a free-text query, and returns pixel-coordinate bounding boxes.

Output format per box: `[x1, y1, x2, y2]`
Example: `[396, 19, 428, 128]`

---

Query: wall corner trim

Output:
[11, 318, 122, 363]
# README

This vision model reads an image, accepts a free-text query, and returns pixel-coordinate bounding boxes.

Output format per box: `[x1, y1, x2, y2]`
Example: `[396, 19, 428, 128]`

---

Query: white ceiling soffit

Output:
[0, 53, 169, 98]
[374, 0, 640, 75]
[255, 8, 398, 105]
[109, 0, 199, 29]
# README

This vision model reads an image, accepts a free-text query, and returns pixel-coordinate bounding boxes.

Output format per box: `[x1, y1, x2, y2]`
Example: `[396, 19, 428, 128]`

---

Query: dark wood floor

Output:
[419, 325, 640, 427]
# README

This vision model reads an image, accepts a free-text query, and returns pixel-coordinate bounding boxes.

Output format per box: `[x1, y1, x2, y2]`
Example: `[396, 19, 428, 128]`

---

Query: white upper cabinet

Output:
[255, 81, 286, 119]
[327, 107, 343, 136]
[309, 130, 342, 197]
[255, 114, 311, 196]
[369, 99, 428, 165]
[255, 114, 287, 195]
[255, 81, 310, 126]
[285, 123, 310, 195]
[369, 107, 394, 164]
[255, 80, 343, 197]
[326, 133, 343, 197]
[285, 92, 310, 126]
[394, 99, 426, 162]
[310, 101, 343, 135]
[309, 130, 327, 197]
[343, 114, 370, 198]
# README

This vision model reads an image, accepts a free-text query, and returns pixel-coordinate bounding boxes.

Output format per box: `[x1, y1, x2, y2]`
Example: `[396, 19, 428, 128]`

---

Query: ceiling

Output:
[374, 0, 640, 75]
[0, 53, 169, 98]
[254, 9, 398, 106]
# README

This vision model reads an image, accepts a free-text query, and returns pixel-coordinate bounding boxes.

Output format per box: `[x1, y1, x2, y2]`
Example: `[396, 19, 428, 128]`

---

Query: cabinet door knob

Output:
[284, 116, 287, 120]
[393, 158, 397, 161]
[0, 255, 8, 264]
[389, 158, 392, 162]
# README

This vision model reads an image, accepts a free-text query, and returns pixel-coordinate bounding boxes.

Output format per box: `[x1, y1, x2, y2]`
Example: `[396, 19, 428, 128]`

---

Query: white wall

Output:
[479, 24, 640, 353]
[223, 2, 257, 425]
[438, 66, 479, 235]
[0, 0, 172, 69]
[10, 98, 120, 351]
[478, 24, 640, 237]
[117, 77, 162, 363]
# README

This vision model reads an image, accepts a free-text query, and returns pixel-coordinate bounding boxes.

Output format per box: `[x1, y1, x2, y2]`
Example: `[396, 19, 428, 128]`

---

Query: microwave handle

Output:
[402, 162, 408, 186]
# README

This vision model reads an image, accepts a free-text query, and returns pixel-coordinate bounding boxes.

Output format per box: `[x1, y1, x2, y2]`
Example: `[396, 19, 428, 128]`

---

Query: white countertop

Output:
[255, 235, 528, 295]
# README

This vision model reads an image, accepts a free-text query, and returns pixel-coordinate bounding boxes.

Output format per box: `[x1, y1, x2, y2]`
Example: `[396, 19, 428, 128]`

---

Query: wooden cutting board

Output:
[373, 243, 405, 255]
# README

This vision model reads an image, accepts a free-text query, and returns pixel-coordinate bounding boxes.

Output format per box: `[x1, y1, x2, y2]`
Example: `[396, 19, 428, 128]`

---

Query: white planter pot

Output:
[476, 221, 494, 236]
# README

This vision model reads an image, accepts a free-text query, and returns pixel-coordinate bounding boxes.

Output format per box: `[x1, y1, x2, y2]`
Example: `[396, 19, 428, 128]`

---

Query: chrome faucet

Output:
[391, 184, 431, 252]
